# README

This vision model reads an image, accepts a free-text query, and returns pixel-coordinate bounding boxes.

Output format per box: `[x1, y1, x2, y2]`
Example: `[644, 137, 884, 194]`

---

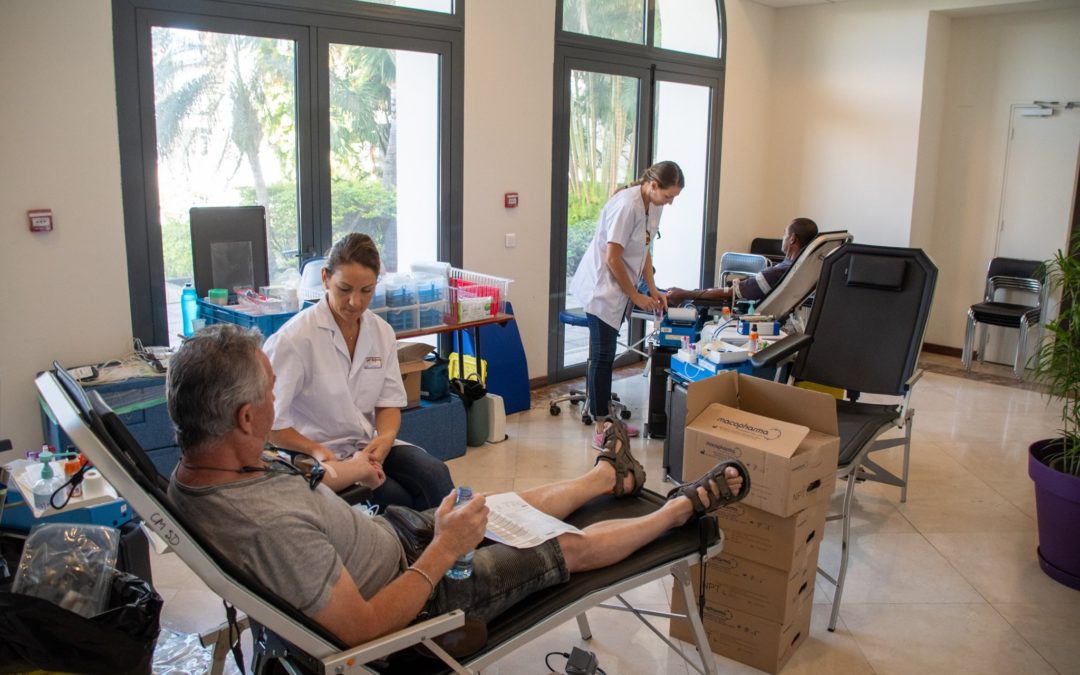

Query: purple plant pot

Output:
[1028, 438, 1080, 590]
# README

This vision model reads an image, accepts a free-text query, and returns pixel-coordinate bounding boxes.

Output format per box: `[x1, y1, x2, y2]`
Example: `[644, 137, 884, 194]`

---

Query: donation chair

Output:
[751, 243, 938, 631]
[717, 252, 770, 288]
[961, 257, 1047, 381]
[37, 364, 726, 675]
[753, 230, 853, 330]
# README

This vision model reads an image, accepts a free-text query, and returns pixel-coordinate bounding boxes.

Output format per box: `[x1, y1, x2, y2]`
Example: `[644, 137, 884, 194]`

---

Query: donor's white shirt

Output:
[263, 298, 406, 459]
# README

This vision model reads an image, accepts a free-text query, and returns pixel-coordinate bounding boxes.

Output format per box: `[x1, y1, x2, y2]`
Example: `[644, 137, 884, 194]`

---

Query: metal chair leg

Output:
[962, 312, 976, 371]
[899, 419, 913, 503]
[827, 470, 859, 632]
[576, 613, 593, 641]
[1014, 319, 1029, 381]
[977, 322, 989, 364]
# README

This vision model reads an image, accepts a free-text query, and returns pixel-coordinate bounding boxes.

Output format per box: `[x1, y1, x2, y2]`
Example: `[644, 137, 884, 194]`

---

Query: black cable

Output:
[545, 651, 569, 673]
[49, 462, 92, 510]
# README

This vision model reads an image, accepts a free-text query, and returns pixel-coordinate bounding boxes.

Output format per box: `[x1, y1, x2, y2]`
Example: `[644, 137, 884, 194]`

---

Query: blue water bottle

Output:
[181, 283, 198, 336]
[445, 486, 475, 580]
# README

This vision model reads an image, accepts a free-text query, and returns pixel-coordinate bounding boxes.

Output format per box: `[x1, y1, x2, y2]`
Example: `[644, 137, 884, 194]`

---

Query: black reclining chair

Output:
[751, 243, 938, 632]
[37, 364, 726, 674]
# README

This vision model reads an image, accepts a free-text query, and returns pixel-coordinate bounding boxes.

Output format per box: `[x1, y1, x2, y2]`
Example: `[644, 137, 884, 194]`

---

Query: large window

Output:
[550, 0, 725, 381]
[114, 0, 462, 345]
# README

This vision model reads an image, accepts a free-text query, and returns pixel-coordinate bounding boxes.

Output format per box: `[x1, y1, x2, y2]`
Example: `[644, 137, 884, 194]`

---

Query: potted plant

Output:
[1028, 239, 1080, 590]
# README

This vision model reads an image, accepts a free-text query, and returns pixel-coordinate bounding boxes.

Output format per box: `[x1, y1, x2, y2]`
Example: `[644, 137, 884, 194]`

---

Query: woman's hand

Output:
[338, 452, 386, 489]
[432, 490, 488, 560]
[650, 288, 668, 313]
[360, 436, 394, 464]
[632, 291, 663, 312]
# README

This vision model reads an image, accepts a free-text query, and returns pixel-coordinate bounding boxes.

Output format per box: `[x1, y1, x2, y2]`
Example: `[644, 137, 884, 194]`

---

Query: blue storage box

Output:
[197, 299, 296, 339]
[670, 355, 752, 383]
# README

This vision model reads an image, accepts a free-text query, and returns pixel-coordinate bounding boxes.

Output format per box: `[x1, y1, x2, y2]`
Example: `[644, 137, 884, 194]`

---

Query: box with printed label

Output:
[670, 584, 813, 674]
[697, 541, 820, 624]
[681, 371, 839, 517]
[714, 477, 833, 569]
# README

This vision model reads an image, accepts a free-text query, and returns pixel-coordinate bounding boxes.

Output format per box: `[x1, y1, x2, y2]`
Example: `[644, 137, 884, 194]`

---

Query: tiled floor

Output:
[151, 353, 1080, 673]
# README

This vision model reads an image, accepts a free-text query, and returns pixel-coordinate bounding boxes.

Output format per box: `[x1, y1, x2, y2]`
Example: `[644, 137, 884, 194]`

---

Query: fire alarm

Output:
[28, 209, 53, 233]
[504, 192, 519, 208]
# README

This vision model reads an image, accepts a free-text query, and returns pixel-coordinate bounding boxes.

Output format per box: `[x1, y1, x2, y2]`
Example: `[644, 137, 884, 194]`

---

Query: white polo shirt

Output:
[263, 298, 407, 459]
[569, 186, 663, 330]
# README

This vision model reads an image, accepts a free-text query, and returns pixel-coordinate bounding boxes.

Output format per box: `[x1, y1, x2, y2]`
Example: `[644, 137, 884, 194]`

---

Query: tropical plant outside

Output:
[1031, 239, 1080, 476]
[152, 28, 403, 288]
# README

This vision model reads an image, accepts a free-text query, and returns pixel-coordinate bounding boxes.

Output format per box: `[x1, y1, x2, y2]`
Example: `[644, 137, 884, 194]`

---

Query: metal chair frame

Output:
[961, 271, 1048, 380]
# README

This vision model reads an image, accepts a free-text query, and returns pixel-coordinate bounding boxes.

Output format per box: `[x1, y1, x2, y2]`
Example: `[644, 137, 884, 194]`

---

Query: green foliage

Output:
[566, 181, 609, 274]
[331, 175, 397, 246]
[1031, 237, 1080, 476]
[161, 216, 193, 282]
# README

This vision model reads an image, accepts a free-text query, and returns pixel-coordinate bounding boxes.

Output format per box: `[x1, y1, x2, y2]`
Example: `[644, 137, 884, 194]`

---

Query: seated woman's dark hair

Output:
[327, 232, 382, 275]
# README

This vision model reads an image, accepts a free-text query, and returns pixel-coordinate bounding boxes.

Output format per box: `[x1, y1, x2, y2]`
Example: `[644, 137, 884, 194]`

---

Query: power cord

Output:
[544, 648, 605, 675]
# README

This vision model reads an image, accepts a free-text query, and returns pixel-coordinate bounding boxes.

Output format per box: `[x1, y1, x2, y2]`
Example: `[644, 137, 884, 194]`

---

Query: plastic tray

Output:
[197, 299, 297, 338]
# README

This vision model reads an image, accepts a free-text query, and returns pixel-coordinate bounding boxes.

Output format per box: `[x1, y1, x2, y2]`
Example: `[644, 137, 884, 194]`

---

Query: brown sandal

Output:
[667, 460, 751, 514]
[594, 417, 646, 497]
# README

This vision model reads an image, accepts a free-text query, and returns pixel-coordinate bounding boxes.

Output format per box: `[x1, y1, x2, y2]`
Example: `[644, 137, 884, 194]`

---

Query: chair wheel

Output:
[620, 409, 632, 420]
[581, 414, 593, 425]
[549, 404, 561, 416]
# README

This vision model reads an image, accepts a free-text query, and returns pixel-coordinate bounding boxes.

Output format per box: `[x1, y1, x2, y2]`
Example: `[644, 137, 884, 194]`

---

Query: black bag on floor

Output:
[450, 373, 486, 410]
[0, 571, 162, 675]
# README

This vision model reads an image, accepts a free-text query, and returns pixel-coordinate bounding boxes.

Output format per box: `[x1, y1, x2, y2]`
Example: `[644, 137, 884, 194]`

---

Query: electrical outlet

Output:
[505, 233, 516, 248]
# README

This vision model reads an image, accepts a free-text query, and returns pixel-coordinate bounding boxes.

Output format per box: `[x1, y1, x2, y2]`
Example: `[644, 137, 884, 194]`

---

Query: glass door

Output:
[151, 26, 301, 344]
[553, 61, 648, 381]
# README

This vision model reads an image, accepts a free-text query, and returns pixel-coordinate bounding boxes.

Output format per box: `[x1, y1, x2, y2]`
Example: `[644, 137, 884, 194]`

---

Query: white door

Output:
[984, 104, 1080, 367]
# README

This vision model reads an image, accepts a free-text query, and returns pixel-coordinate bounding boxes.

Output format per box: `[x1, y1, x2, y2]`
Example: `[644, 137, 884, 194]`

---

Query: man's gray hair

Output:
[166, 323, 267, 452]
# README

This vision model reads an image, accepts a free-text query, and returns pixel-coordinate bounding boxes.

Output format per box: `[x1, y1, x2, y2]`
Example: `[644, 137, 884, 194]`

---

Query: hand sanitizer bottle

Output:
[32, 450, 66, 512]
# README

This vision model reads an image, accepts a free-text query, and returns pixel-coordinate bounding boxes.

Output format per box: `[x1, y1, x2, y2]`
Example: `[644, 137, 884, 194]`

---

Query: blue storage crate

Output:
[384, 305, 418, 332]
[197, 298, 297, 339]
[2, 489, 134, 532]
[418, 301, 447, 329]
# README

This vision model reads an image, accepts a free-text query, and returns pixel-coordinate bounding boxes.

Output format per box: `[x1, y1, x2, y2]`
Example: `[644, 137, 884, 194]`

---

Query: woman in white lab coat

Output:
[263, 233, 453, 510]
[569, 161, 684, 439]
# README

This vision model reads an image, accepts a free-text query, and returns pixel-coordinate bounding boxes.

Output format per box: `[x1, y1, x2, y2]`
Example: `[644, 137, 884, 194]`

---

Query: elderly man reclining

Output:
[165, 324, 749, 650]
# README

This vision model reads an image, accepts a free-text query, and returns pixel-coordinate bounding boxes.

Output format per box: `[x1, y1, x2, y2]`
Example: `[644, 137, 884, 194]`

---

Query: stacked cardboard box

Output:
[668, 372, 839, 674]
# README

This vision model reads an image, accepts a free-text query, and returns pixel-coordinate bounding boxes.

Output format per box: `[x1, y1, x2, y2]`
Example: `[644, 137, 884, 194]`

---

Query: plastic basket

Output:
[196, 299, 296, 339]
[448, 269, 512, 323]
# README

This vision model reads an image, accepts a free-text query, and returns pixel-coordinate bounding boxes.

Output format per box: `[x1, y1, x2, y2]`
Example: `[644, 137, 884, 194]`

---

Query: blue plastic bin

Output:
[197, 299, 297, 339]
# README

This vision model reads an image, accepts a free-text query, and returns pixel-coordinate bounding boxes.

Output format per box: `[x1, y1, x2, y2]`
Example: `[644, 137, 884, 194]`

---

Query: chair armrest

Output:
[750, 334, 813, 369]
[322, 610, 467, 671]
[905, 369, 924, 390]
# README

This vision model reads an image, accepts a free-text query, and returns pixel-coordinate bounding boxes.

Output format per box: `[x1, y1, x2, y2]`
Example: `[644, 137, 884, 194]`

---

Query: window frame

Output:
[548, 0, 726, 382]
[112, 0, 464, 345]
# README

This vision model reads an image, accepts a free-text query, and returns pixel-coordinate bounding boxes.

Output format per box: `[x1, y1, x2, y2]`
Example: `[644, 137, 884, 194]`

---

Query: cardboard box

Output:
[697, 541, 821, 624]
[397, 342, 435, 409]
[715, 477, 834, 569]
[681, 371, 839, 518]
[670, 584, 813, 674]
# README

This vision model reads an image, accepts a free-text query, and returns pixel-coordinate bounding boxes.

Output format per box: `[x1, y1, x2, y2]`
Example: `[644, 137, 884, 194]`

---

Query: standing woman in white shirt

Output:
[569, 161, 684, 439]
[263, 233, 453, 510]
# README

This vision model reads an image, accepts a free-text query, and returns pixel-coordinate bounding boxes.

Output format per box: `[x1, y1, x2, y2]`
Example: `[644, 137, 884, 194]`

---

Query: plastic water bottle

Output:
[445, 486, 475, 580]
[181, 283, 198, 336]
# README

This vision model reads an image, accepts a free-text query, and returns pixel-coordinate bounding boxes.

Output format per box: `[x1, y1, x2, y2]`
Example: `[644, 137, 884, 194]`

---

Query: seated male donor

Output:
[667, 217, 818, 306]
[166, 324, 749, 649]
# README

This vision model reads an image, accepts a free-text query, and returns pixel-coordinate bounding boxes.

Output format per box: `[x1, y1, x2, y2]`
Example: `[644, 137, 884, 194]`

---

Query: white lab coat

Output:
[263, 298, 407, 460]
[569, 186, 663, 330]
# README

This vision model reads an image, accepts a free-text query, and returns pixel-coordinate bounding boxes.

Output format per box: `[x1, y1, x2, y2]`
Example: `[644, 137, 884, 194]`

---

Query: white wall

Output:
[461, 0, 556, 380]
[0, 0, 131, 452]
[924, 6, 1080, 347]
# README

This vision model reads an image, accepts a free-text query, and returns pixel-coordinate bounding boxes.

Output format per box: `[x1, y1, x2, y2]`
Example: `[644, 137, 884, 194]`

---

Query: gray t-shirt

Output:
[168, 471, 406, 615]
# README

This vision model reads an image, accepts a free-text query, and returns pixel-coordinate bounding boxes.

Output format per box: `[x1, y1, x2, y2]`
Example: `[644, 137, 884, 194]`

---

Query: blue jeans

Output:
[586, 313, 620, 419]
[371, 442, 454, 511]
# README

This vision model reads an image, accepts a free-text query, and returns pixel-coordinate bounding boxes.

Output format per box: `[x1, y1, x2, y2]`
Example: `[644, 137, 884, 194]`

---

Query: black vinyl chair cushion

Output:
[969, 302, 1041, 328]
[846, 255, 906, 291]
[836, 400, 901, 467]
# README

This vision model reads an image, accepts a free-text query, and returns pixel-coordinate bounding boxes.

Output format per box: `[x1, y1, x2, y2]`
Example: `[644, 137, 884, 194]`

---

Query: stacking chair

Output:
[751, 243, 938, 631]
[961, 257, 1047, 380]
[37, 364, 724, 674]
[717, 252, 770, 288]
